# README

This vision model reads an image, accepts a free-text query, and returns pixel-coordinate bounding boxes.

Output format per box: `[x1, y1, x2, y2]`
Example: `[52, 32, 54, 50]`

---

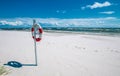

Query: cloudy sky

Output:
[0, 0, 120, 18]
[0, 0, 120, 28]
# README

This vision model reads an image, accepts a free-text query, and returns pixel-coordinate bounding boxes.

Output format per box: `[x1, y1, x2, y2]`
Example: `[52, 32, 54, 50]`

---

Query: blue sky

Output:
[0, 0, 120, 18]
[0, 0, 120, 28]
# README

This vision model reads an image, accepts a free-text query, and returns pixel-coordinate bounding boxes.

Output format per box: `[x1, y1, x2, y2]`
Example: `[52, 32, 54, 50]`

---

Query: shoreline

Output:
[1, 29, 120, 37]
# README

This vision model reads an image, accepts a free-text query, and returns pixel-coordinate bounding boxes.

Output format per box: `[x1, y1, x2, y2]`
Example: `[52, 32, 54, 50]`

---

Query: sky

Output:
[0, 0, 120, 18]
[0, 0, 120, 28]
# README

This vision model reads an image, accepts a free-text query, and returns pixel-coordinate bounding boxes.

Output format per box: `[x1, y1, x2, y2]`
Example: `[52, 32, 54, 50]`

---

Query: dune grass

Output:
[0, 65, 10, 76]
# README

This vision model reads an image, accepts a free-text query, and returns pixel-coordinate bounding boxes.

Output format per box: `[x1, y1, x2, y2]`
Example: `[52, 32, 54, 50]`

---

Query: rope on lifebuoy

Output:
[31, 24, 43, 42]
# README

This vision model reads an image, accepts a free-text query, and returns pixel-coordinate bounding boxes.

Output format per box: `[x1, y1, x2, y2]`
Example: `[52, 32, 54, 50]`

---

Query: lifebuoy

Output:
[31, 24, 43, 42]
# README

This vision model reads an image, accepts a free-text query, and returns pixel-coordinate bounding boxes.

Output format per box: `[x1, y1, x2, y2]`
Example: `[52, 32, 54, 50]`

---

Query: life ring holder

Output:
[31, 24, 43, 42]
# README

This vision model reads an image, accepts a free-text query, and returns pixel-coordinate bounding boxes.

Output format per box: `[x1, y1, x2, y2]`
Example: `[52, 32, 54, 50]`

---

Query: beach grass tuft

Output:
[0, 65, 11, 76]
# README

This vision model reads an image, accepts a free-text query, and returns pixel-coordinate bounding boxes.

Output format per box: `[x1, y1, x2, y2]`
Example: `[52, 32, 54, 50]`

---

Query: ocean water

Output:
[0, 25, 120, 32]
[0, 25, 120, 36]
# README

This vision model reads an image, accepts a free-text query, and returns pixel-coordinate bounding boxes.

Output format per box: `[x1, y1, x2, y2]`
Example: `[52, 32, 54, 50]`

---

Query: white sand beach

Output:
[0, 30, 120, 76]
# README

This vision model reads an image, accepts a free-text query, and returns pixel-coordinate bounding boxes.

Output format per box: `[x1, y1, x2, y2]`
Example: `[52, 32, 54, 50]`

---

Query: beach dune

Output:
[0, 31, 120, 76]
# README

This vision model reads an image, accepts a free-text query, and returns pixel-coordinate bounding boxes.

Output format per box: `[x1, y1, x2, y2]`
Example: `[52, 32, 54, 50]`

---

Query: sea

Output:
[0, 25, 120, 36]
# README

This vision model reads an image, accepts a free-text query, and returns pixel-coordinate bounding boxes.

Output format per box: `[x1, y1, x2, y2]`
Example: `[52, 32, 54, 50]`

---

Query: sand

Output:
[0, 30, 120, 76]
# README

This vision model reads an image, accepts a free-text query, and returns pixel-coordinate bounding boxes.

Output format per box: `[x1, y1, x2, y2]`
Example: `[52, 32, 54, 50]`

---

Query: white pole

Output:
[34, 35, 38, 66]
[33, 20, 38, 66]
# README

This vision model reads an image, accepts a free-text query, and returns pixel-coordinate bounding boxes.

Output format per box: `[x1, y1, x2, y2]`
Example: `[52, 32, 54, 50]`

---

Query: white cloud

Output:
[56, 10, 60, 13]
[81, 1, 112, 10]
[56, 10, 66, 14]
[62, 10, 66, 14]
[0, 20, 23, 26]
[104, 17, 116, 19]
[81, 7, 85, 10]
[35, 17, 119, 28]
[0, 17, 120, 28]
[99, 11, 115, 14]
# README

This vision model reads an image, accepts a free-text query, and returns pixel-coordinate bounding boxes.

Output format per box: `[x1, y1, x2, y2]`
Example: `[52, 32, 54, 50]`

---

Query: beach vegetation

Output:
[0, 65, 10, 76]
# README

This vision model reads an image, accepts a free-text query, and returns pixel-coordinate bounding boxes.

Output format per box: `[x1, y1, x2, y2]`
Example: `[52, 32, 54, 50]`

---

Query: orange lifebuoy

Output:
[31, 24, 43, 42]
